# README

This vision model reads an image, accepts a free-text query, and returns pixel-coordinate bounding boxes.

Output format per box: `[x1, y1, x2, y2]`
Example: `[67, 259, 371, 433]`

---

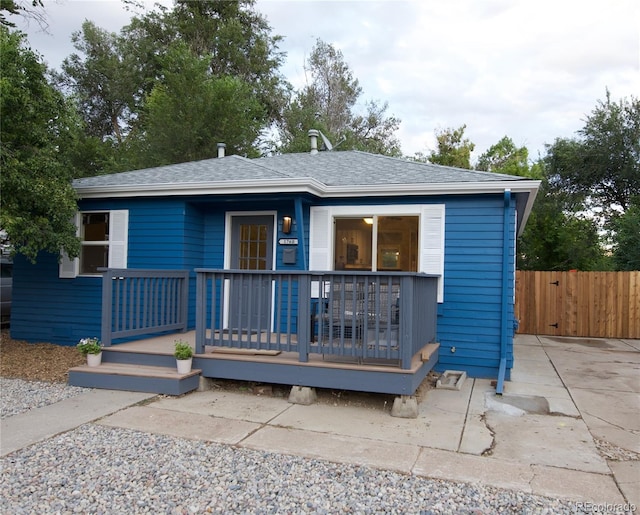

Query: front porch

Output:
[69, 269, 440, 397]
[69, 330, 439, 396]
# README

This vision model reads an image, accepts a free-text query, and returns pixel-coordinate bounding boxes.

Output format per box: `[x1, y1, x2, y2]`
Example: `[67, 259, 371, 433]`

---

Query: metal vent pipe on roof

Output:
[217, 143, 226, 158]
[308, 129, 319, 155]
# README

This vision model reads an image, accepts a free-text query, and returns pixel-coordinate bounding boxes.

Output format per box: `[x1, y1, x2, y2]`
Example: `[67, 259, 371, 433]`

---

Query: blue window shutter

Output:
[420, 204, 445, 302]
[309, 206, 332, 271]
[108, 210, 128, 268]
[59, 213, 80, 278]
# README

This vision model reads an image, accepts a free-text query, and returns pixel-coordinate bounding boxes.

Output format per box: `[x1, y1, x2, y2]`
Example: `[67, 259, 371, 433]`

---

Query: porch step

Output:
[68, 363, 201, 396]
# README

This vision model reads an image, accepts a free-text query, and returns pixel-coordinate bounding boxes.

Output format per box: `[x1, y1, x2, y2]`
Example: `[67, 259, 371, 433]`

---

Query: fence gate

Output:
[515, 271, 640, 339]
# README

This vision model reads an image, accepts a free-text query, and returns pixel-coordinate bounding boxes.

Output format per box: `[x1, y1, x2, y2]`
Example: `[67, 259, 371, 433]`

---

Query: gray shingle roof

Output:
[256, 151, 524, 186]
[73, 150, 526, 190]
[73, 155, 287, 188]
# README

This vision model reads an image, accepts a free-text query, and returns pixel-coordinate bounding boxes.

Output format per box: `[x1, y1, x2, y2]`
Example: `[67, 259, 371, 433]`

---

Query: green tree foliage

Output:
[426, 125, 475, 169]
[517, 176, 609, 271]
[276, 39, 401, 156]
[476, 136, 532, 177]
[131, 43, 265, 166]
[58, 21, 140, 144]
[0, 28, 80, 261]
[547, 92, 640, 220]
[151, 0, 287, 121]
[0, 0, 44, 28]
[610, 199, 640, 270]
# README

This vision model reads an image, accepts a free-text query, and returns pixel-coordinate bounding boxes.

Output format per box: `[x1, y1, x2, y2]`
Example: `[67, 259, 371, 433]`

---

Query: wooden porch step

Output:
[68, 363, 201, 396]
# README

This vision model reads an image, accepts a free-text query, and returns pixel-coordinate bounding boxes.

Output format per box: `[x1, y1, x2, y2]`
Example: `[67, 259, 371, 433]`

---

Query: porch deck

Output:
[70, 331, 439, 396]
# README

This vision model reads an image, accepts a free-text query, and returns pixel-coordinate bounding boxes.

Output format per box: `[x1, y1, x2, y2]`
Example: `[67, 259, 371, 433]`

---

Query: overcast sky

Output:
[12, 0, 640, 162]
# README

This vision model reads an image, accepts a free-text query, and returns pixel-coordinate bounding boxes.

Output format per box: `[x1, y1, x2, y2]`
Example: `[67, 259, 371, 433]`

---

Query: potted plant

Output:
[174, 340, 193, 374]
[77, 337, 103, 367]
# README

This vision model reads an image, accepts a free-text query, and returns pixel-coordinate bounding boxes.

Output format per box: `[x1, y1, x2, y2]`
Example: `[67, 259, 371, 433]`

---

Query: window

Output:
[60, 210, 128, 278]
[334, 216, 418, 271]
[80, 213, 109, 274]
[310, 204, 445, 301]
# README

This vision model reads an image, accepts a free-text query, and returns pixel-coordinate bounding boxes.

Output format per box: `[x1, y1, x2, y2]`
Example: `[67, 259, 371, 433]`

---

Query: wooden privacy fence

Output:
[515, 271, 640, 339]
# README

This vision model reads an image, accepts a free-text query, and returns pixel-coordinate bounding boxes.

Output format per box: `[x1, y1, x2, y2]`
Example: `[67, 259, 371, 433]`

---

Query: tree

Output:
[476, 136, 531, 177]
[130, 42, 265, 167]
[58, 21, 140, 145]
[517, 176, 609, 271]
[164, 0, 288, 121]
[426, 125, 475, 169]
[547, 92, 640, 220]
[0, 0, 45, 29]
[275, 39, 401, 156]
[0, 28, 80, 261]
[610, 199, 640, 270]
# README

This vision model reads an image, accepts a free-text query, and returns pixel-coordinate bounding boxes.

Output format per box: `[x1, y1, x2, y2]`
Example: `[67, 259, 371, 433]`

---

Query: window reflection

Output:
[334, 216, 418, 272]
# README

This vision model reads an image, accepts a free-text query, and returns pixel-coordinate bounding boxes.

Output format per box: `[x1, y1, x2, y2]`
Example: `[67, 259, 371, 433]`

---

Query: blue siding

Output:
[12, 198, 199, 345]
[11, 192, 518, 381]
[435, 195, 516, 377]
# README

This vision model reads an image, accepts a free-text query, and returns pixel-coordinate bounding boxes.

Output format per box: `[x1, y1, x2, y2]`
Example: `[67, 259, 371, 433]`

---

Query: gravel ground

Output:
[0, 378, 90, 419]
[2, 423, 586, 515]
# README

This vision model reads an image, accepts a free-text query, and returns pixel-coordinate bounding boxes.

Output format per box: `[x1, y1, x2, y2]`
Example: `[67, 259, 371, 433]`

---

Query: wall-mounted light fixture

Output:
[282, 216, 293, 234]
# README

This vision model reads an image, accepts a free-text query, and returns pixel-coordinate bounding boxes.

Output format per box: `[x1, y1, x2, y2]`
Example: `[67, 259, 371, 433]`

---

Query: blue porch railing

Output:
[195, 270, 438, 370]
[101, 269, 189, 346]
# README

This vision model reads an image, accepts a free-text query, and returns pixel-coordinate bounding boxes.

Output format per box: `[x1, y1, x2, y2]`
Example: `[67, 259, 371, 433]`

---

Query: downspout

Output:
[496, 189, 511, 395]
[295, 197, 307, 269]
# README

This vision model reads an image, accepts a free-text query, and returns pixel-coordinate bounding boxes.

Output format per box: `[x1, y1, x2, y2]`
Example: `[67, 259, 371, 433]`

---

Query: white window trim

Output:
[59, 209, 129, 278]
[309, 204, 445, 302]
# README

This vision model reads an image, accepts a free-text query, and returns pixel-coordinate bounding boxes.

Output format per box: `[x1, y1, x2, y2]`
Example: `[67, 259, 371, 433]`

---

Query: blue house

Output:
[11, 137, 539, 400]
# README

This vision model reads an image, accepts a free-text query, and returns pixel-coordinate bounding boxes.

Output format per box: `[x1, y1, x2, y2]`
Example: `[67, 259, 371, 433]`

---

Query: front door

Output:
[229, 215, 274, 330]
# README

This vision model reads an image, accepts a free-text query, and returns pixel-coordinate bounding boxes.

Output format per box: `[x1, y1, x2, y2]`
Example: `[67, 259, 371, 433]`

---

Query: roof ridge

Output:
[248, 155, 297, 178]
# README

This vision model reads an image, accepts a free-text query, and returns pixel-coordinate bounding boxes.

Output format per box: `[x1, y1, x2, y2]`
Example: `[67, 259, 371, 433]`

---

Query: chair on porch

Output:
[320, 281, 367, 343]
[311, 280, 401, 352]
[365, 283, 400, 352]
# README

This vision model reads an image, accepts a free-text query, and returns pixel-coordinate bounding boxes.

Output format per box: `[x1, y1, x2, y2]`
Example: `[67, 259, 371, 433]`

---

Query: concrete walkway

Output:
[2, 335, 638, 506]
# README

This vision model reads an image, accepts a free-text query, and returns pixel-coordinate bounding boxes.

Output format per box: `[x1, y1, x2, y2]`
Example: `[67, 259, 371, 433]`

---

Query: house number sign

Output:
[278, 238, 298, 245]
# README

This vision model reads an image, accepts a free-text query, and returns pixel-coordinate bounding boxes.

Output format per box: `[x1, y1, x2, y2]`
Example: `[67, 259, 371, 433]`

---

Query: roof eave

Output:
[75, 178, 327, 199]
[322, 180, 541, 198]
[76, 178, 540, 200]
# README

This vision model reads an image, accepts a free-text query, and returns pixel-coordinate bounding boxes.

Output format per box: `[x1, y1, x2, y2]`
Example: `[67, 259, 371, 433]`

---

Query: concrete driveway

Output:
[534, 335, 640, 506]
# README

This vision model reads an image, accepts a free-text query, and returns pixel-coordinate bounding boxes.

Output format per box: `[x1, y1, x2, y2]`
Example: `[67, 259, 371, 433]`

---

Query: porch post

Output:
[195, 269, 206, 354]
[101, 269, 113, 347]
[297, 272, 311, 362]
[400, 275, 414, 369]
[180, 271, 189, 333]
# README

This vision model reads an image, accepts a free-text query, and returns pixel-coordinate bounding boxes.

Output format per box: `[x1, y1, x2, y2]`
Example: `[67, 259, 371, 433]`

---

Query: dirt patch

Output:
[204, 370, 438, 411]
[1, 330, 85, 383]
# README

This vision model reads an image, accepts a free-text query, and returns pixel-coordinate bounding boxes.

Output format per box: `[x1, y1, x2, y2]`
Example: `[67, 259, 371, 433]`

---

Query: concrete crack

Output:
[480, 412, 496, 456]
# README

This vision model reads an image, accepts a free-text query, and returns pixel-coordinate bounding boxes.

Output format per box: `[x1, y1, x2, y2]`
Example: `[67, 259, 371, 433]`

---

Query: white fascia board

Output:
[76, 177, 541, 202]
[75, 177, 327, 199]
[517, 183, 541, 236]
[321, 180, 541, 198]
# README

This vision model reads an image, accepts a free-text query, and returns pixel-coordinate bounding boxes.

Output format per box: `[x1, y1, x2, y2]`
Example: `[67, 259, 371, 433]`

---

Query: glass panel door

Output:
[230, 216, 274, 330]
